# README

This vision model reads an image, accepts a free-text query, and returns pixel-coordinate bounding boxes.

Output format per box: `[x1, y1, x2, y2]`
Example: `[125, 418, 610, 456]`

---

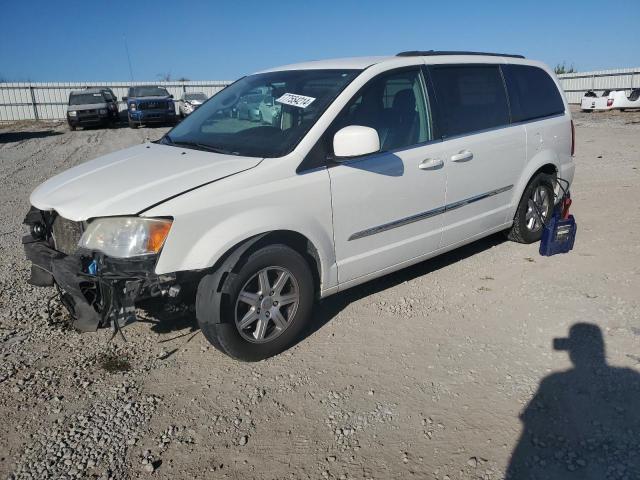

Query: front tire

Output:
[507, 173, 554, 244]
[196, 244, 314, 361]
[128, 118, 139, 129]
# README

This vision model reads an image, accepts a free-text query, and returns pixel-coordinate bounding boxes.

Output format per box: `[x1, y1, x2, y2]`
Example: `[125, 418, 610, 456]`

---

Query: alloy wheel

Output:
[234, 266, 300, 343]
[525, 185, 551, 232]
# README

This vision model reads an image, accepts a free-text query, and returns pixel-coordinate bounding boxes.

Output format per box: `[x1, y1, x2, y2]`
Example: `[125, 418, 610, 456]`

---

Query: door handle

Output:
[418, 158, 444, 170]
[450, 150, 473, 162]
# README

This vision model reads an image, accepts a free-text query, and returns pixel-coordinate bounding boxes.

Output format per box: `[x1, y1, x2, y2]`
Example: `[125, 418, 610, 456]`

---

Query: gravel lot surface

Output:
[1, 108, 639, 479]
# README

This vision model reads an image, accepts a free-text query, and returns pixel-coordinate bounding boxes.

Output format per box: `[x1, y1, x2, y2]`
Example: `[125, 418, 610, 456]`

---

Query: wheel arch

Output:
[511, 151, 559, 213]
[205, 230, 325, 299]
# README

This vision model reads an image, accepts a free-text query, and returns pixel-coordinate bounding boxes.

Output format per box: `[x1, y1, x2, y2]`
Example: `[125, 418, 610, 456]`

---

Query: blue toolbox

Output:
[539, 179, 577, 257]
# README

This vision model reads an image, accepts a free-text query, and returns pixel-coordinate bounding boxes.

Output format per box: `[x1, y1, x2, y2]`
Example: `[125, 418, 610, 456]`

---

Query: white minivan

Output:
[24, 51, 575, 361]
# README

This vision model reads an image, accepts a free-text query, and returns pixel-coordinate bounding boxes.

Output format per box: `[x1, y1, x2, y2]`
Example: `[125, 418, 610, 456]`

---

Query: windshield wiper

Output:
[166, 139, 238, 156]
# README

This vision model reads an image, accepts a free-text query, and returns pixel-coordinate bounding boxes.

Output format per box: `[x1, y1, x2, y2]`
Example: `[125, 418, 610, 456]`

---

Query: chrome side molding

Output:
[348, 184, 513, 241]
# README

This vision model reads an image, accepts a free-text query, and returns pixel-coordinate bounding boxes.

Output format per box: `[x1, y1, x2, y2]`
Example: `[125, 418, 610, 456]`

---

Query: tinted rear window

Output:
[429, 65, 510, 137]
[503, 65, 565, 122]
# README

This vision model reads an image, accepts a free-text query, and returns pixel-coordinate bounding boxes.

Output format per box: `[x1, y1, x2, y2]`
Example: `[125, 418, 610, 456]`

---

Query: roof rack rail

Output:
[396, 50, 525, 59]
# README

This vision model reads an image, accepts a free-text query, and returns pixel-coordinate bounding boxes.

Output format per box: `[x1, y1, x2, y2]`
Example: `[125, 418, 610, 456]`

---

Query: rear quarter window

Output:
[503, 65, 565, 122]
[428, 64, 510, 137]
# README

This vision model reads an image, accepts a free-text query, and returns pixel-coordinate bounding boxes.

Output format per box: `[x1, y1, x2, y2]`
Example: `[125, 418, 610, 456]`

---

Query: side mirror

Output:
[333, 126, 380, 159]
[169, 94, 174, 99]
[122, 96, 128, 102]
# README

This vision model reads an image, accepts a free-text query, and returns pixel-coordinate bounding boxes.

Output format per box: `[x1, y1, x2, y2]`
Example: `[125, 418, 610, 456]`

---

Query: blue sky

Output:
[1, 0, 638, 82]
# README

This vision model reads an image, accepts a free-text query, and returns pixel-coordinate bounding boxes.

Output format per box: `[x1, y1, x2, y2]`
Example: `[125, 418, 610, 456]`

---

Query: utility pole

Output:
[124, 35, 134, 82]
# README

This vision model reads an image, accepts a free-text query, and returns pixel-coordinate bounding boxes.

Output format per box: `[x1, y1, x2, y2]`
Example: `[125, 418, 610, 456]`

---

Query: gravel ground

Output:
[0, 108, 639, 479]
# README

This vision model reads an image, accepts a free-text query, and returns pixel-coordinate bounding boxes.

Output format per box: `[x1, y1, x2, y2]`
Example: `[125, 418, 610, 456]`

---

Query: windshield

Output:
[69, 93, 105, 105]
[165, 69, 360, 158]
[130, 86, 170, 97]
[185, 93, 207, 102]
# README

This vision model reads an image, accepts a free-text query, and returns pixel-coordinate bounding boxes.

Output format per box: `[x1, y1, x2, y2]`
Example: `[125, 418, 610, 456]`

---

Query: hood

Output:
[30, 143, 262, 221]
[68, 103, 108, 111]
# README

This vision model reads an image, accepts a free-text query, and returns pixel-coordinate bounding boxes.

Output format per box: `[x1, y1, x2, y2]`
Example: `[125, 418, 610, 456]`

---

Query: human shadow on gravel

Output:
[0, 129, 63, 143]
[506, 323, 640, 479]
[302, 232, 506, 341]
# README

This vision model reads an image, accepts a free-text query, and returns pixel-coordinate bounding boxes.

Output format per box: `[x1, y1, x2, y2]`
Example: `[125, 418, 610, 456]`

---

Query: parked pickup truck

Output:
[123, 86, 177, 128]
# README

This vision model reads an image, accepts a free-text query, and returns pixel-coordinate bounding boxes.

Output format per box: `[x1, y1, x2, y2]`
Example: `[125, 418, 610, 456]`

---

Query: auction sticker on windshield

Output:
[276, 93, 316, 108]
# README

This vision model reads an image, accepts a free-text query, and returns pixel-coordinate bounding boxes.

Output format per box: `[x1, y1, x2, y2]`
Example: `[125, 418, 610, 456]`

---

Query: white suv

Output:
[23, 51, 575, 361]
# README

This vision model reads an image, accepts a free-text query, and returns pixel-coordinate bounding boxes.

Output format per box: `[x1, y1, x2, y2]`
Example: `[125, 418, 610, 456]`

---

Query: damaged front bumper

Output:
[23, 209, 178, 332]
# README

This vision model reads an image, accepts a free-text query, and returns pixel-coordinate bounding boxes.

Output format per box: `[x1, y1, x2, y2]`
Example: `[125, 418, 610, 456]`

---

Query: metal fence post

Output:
[29, 86, 39, 121]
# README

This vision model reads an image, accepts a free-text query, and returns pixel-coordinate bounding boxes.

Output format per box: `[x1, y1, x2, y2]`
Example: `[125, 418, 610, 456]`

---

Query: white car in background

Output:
[581, 89, 640, 111]
[580, 90, 613, 111]
[178, 92, 208, 117]
[611, 89, 640, 110]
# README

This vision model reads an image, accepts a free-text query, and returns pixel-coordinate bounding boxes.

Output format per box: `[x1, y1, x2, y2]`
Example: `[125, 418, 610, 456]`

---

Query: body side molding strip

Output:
[348, 184, 513, 241]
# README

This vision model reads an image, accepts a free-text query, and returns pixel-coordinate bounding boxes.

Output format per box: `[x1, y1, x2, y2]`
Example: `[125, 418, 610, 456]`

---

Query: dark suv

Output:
[66, 88, 119, 130]
[123, 86, 177, 128]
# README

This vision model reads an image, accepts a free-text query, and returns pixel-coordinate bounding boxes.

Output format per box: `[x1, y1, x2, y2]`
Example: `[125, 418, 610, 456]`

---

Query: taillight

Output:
[570, 120, 575, 156]
[607, 98, 613, 107]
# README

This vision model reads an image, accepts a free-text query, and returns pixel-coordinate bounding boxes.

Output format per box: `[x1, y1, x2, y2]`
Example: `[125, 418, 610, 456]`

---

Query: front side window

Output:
[503, 65, 565, 122]
[332, 69, 431, 152]
[429, 65, 510, 137]
[165, 69, 360, 158]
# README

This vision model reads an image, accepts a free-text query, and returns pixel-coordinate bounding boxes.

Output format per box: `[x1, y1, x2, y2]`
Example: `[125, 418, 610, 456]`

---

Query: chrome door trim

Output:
[348, 184, 513, 241]
[444, 184, 513, 212]
[348, 205, 447, 241]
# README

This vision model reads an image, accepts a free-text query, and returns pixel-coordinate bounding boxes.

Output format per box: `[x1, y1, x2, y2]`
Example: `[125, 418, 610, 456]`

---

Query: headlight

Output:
[99, 109, 107, 114]
[68, 111, 77, 116]
[184, 103, 194, 111]
[78, 217, 172, 258]
[129, 104, 137, 111]
[167, 102, 174, 110]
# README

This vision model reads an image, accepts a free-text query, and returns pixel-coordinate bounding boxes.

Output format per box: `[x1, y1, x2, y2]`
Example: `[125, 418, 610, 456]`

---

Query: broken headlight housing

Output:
[78, 217, 172, 258]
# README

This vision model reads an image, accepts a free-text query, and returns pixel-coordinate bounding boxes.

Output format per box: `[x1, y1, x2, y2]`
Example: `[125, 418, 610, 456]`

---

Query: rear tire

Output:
[507, 173, 555, 244]
[196, 244, 314, 361]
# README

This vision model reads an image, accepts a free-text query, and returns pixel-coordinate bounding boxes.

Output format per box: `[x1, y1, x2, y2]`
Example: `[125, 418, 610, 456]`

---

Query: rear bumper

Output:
[559, 158, 576, 186]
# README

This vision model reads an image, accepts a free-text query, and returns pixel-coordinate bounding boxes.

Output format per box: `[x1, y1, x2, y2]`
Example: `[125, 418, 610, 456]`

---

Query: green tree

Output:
[554, 62, 577, 74]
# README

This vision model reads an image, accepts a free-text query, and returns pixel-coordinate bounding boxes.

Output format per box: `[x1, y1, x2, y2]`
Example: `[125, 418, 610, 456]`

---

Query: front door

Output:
[328, 68, 447, 285]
